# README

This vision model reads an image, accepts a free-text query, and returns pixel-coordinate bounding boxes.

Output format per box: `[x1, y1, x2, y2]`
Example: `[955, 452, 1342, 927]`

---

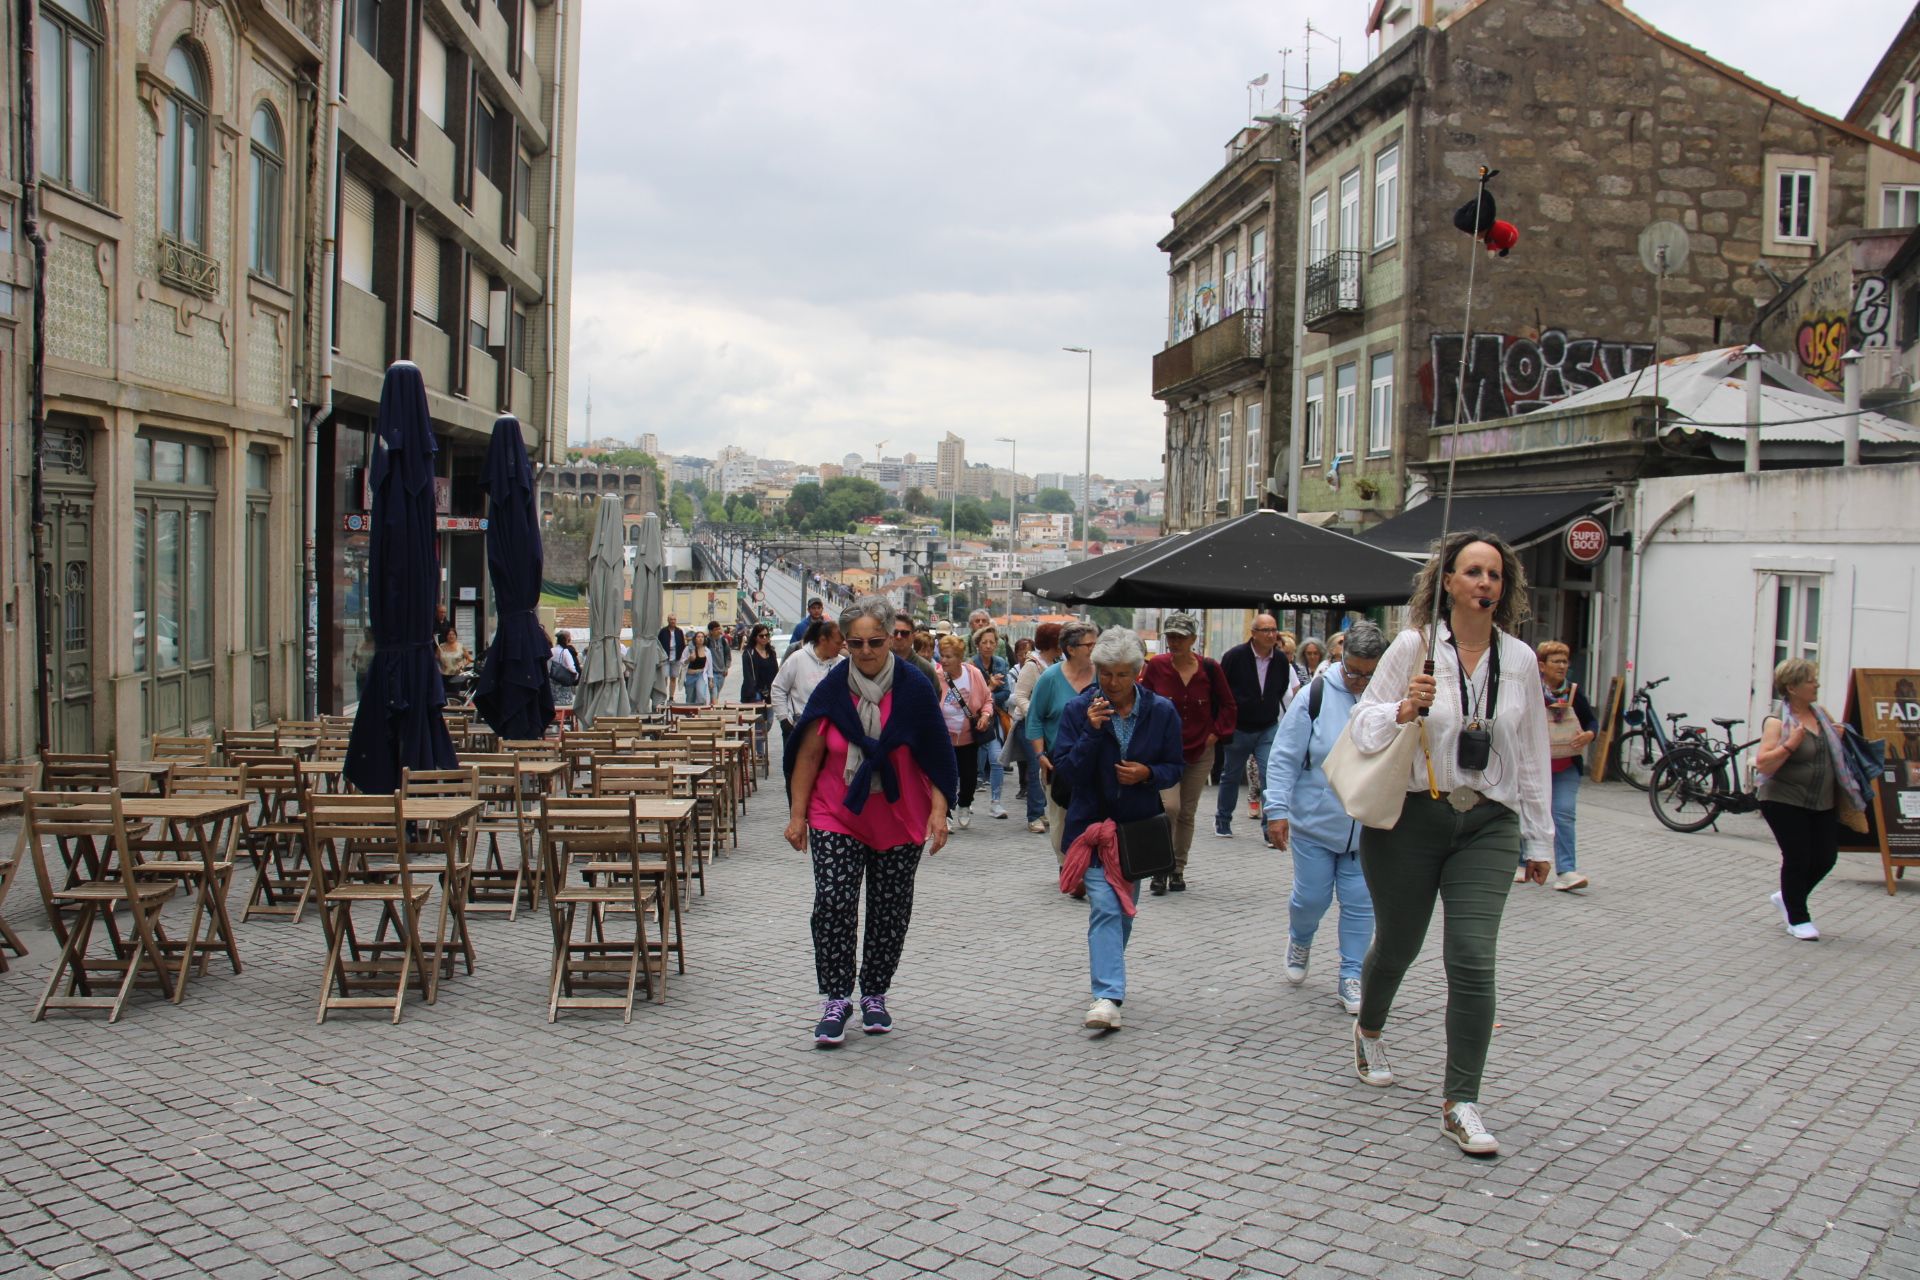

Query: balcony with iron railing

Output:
[1152, 308, 1266, 397]
[158, 236, 220, 299]
[1303, 250, 1362, 330]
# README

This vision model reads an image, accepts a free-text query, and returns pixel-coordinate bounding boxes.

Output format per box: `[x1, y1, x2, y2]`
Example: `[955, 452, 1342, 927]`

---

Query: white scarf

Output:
[844, 656, 896, 789]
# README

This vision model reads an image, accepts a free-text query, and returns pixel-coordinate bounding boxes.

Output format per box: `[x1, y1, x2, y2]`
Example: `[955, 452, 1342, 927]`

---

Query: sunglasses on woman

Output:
[844, 636, 891, 651]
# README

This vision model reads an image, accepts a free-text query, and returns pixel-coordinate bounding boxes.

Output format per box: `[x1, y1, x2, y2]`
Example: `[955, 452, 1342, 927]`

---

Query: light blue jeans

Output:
[1085, 863, 1142, 1001]
[1289, 835, 1374, 980]
[1215, 723, 1278, 828]
[982, 732, 1004, 805]
[1550, 767, 1579, 873]
[682, 672, 708, 705]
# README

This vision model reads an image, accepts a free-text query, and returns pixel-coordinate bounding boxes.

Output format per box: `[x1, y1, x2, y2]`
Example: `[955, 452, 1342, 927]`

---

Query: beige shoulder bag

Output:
[1323, 641, 1439, 830]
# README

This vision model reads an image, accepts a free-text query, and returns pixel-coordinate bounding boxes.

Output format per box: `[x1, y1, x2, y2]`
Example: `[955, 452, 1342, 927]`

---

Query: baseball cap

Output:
[1164, 612, 1200, 637]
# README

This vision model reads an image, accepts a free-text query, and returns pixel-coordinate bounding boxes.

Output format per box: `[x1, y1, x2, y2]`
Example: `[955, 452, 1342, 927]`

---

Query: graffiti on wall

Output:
[1422, 329, 1656, 426]
[1793, 276, 1889, 391]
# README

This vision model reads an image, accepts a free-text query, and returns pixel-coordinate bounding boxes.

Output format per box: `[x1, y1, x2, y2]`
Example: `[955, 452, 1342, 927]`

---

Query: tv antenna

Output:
[1634, 221, 1691, 405]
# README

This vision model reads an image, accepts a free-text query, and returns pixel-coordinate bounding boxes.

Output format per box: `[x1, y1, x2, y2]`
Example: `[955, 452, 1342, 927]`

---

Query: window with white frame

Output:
[37, 0, 103, 198]
[1373, 145, 1399, 247]
[1334, 363, 1357, 458]
[1338, 170, 1361, 250]
[1216, 409, 1233, 503]
[1244, 403, 1262, 501]
[1773, 575, 1823, 668]
[419, 23, 448, 128]
[1367, 352, 1395, 455]
[1309, 191, 1329, 261]
[1304, 374, 1325, 463]
[1884, 185, 1920, 228]
[1776, 168, 1816, 242]
[1221, 243, 1239, 313]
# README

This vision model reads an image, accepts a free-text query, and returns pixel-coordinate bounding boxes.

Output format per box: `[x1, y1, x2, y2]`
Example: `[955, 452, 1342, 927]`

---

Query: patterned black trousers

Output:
[809, 827, 924, 999]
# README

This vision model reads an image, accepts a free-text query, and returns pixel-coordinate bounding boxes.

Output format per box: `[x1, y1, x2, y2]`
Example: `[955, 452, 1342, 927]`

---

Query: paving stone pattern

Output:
[3, 709, 1920, 1278]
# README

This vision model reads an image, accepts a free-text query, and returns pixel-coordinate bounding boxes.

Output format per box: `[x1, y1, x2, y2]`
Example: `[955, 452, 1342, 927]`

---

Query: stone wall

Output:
[1408, 0, 1886, 438]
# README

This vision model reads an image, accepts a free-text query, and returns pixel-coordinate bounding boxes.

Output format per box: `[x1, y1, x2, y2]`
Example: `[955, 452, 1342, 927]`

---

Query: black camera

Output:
[1457, 723, 1492, 772]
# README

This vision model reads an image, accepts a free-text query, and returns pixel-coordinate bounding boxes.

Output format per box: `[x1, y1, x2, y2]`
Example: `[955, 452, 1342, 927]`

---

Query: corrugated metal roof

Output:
[1545, 347, 1920, 446]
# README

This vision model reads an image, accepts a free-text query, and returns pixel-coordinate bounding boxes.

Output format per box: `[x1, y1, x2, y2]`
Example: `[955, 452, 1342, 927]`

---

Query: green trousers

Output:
[1358, 793, 1521, 1104]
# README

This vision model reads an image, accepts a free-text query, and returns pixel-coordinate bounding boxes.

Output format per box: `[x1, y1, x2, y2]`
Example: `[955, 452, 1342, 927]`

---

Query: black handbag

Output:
[1115, 811, 1174, 882]
[1048, 768, 1073, 810]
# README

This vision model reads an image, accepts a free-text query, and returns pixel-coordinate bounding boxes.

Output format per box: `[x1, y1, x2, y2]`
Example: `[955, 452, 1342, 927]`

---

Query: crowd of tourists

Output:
[763, 532, 1626, 1158]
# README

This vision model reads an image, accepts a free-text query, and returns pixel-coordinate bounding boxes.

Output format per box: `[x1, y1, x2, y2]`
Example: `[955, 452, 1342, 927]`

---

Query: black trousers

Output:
[954, 741, 980, 810]
[809, 828, 923, 999]
[1760, 800, 1839, 926]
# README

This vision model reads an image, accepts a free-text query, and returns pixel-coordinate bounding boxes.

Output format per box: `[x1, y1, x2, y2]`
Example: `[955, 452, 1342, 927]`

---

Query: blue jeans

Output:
[1085, 863, 1141, 1001]
[982, 732, 1004, 805]
[682, 673, 707, 705]
[1215, 723, 1278, 827]
[1550, 767, 1579, 872]
[1289, 835, 1374, 980]
[1016, 723, 1046, 822]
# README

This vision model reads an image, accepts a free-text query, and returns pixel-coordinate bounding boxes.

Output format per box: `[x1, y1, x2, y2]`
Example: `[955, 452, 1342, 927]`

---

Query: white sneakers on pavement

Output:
[1443, 1102, 1499, 1156]
[1771, 890, 1820, 940]
[1026, 819, 1048, 833]
[1337, 978, 1362, 1016]
[1553, 871, 1590, 891]
[1285, 942, 1310, 986]
[1352, 1023, 1393, 1087]
[956, 807, 973, 829]
[1084, 998, 1122, 1030]
[989, 802, 1008, 820]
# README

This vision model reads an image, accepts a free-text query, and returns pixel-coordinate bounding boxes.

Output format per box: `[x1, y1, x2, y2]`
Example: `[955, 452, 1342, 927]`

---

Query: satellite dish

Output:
[1638, 221, 1692, 276]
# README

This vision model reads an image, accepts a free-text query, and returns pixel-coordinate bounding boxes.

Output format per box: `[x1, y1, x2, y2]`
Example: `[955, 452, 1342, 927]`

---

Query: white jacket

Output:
[771, 644, 840, 723]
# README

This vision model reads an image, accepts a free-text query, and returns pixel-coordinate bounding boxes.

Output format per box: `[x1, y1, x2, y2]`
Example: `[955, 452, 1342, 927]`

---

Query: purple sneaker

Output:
[814, 998, 853, 1046]
[860, 994, 893, 1035]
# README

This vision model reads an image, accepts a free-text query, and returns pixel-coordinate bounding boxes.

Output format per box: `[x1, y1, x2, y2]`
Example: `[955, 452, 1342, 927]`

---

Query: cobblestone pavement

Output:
[3, 731, 1920, 1279]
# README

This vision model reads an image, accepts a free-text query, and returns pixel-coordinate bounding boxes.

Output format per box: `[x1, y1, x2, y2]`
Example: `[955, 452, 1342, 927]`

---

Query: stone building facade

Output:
[1152, 123, 1297, 534]
[9, 0, 331, 757]
[1154, 0, 1920, 550]
[317, 0, 579, 711]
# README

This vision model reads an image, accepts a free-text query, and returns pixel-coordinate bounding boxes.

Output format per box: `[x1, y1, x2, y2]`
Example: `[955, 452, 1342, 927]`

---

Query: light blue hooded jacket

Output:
[1262, 663, 1364, 854]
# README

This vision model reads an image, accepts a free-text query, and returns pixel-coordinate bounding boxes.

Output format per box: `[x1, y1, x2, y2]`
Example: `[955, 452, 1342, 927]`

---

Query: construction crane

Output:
[874, 439, 888, 458]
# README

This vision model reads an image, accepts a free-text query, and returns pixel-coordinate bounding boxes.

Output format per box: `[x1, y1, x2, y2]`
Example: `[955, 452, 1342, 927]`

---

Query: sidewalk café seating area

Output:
[0, 706, 761, 1024]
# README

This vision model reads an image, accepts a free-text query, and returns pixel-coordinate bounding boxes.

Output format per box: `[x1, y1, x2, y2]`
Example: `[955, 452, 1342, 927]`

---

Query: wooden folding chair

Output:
[560, 729, 616, 792]
[465, 755, 537, 918]
[591, 758, 677, 799]
[306, 793, 432, 1023]
[383, 767, 479, 983]
[25, 791, 177, 1022]
[151, 735, 215, 765]
[40, 750, 118, 792]
[539, 796, 658, 1020]
[232, 754, 314, 922]
[221, 727, 281, 760]
[130, 766, 248, 995]
[0, 761, 41, 970]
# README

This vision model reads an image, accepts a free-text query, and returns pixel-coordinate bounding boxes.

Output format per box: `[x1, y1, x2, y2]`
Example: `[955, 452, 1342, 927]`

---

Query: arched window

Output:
[38, 0, 103, 197]
[249, 105, 285, 280]
[160, 43, 209, 248]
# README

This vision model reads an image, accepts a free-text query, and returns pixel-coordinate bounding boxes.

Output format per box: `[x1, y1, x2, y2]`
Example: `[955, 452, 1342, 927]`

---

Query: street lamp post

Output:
[1062, 347, 1092, 553]
[995, 436, 1017, 620]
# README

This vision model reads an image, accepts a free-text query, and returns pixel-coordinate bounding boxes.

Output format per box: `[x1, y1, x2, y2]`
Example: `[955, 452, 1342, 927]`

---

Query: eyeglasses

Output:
[892, 630, 914, 639]
[845, 637, 891, 651]
[1344, 669, 1375, 685]
[1252, 626, 1279, 633]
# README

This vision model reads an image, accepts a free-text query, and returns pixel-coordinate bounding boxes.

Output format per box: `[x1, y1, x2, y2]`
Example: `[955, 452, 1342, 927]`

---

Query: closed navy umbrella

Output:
[472, 414, 554, 740]
[344, 361, 457, 794]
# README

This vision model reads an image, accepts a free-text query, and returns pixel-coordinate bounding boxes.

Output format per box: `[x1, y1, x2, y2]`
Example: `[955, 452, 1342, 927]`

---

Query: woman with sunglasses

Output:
[738, 624, 781, 762]
[785, 598, 957, 1045]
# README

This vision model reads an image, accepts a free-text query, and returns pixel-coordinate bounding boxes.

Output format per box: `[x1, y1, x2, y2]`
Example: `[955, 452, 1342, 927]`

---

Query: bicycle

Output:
[1647, 715, 1763, 832]
[1612, 676, 1705, 792]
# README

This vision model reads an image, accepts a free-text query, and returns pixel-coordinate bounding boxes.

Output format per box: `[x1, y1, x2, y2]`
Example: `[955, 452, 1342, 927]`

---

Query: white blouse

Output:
[1348, 627, 1556, 857]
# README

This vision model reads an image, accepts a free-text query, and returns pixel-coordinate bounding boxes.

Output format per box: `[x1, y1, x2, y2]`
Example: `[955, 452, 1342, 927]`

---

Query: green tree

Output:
[902, 486, 932, 516]
[786, 484, 826, 525]
[702, 492, 725, 523]
[669, 491, 695, 527]
[819, 476, 888, 518]
[1032, 487, 1076, 514]
[950, 498, 993, 535]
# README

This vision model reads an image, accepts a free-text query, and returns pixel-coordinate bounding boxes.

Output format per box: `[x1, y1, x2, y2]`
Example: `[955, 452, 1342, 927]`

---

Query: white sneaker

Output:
[1443, 1102, 1499, 1156]
[1769, 891, 1791, 931]
[1553, 871, 1589, 892]
[957, 807, 973, 829]
[1337, 978, 1362, 1016]
[1285, 942, 1310, 986]
[990, 802, 1008, 819]
[1084, 998, 1122, 1030]
[945, 814, 955, 833]
[1513, 866, 1529, 883]
[1789, 921, 1821, 941]
[1353, 1023, 1393, 1087]
[1026, 819, 1048, 833]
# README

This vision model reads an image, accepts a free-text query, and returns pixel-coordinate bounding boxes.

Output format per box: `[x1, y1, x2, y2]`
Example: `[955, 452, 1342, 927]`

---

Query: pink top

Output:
[807, 691, 934, 850]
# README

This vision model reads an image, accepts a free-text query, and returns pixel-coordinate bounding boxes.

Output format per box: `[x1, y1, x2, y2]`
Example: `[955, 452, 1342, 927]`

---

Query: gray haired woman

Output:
[1027, 620, 1101, 858]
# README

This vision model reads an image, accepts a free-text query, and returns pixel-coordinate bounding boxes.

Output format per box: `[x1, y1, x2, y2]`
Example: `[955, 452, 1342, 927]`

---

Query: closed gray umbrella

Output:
[573, 497, 632, 727]
[626, 513, 666, 713]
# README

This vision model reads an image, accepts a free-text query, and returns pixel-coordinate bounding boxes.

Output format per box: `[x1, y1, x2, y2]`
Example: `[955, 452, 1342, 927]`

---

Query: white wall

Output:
[1633, 464, 1920, 737]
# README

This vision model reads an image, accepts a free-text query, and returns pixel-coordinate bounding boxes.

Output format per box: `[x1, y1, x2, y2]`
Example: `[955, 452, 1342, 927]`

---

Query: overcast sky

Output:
[567, 1, 1910, 482]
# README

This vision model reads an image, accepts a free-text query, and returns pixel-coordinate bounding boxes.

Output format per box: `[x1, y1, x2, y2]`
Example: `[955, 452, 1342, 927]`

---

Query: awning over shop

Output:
[1360, 490, 1613, 555]
[1020, 533, 1194, 603]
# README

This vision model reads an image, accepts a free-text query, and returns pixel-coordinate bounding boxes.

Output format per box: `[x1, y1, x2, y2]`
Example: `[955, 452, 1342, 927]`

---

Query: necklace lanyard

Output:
[1446, 630, 1500, 725]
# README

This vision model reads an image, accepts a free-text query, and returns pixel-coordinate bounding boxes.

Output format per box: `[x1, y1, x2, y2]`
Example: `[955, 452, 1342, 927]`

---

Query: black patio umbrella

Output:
[472, 414, 555, 741]
[1020, 532, 1194, 605]
[344, 361, 458, 795]
[1023, 509, 1417, 610]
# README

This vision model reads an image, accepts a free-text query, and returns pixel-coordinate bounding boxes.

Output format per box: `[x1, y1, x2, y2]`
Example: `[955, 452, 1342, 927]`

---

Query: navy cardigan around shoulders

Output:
[1051, 684, 1185, 856]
